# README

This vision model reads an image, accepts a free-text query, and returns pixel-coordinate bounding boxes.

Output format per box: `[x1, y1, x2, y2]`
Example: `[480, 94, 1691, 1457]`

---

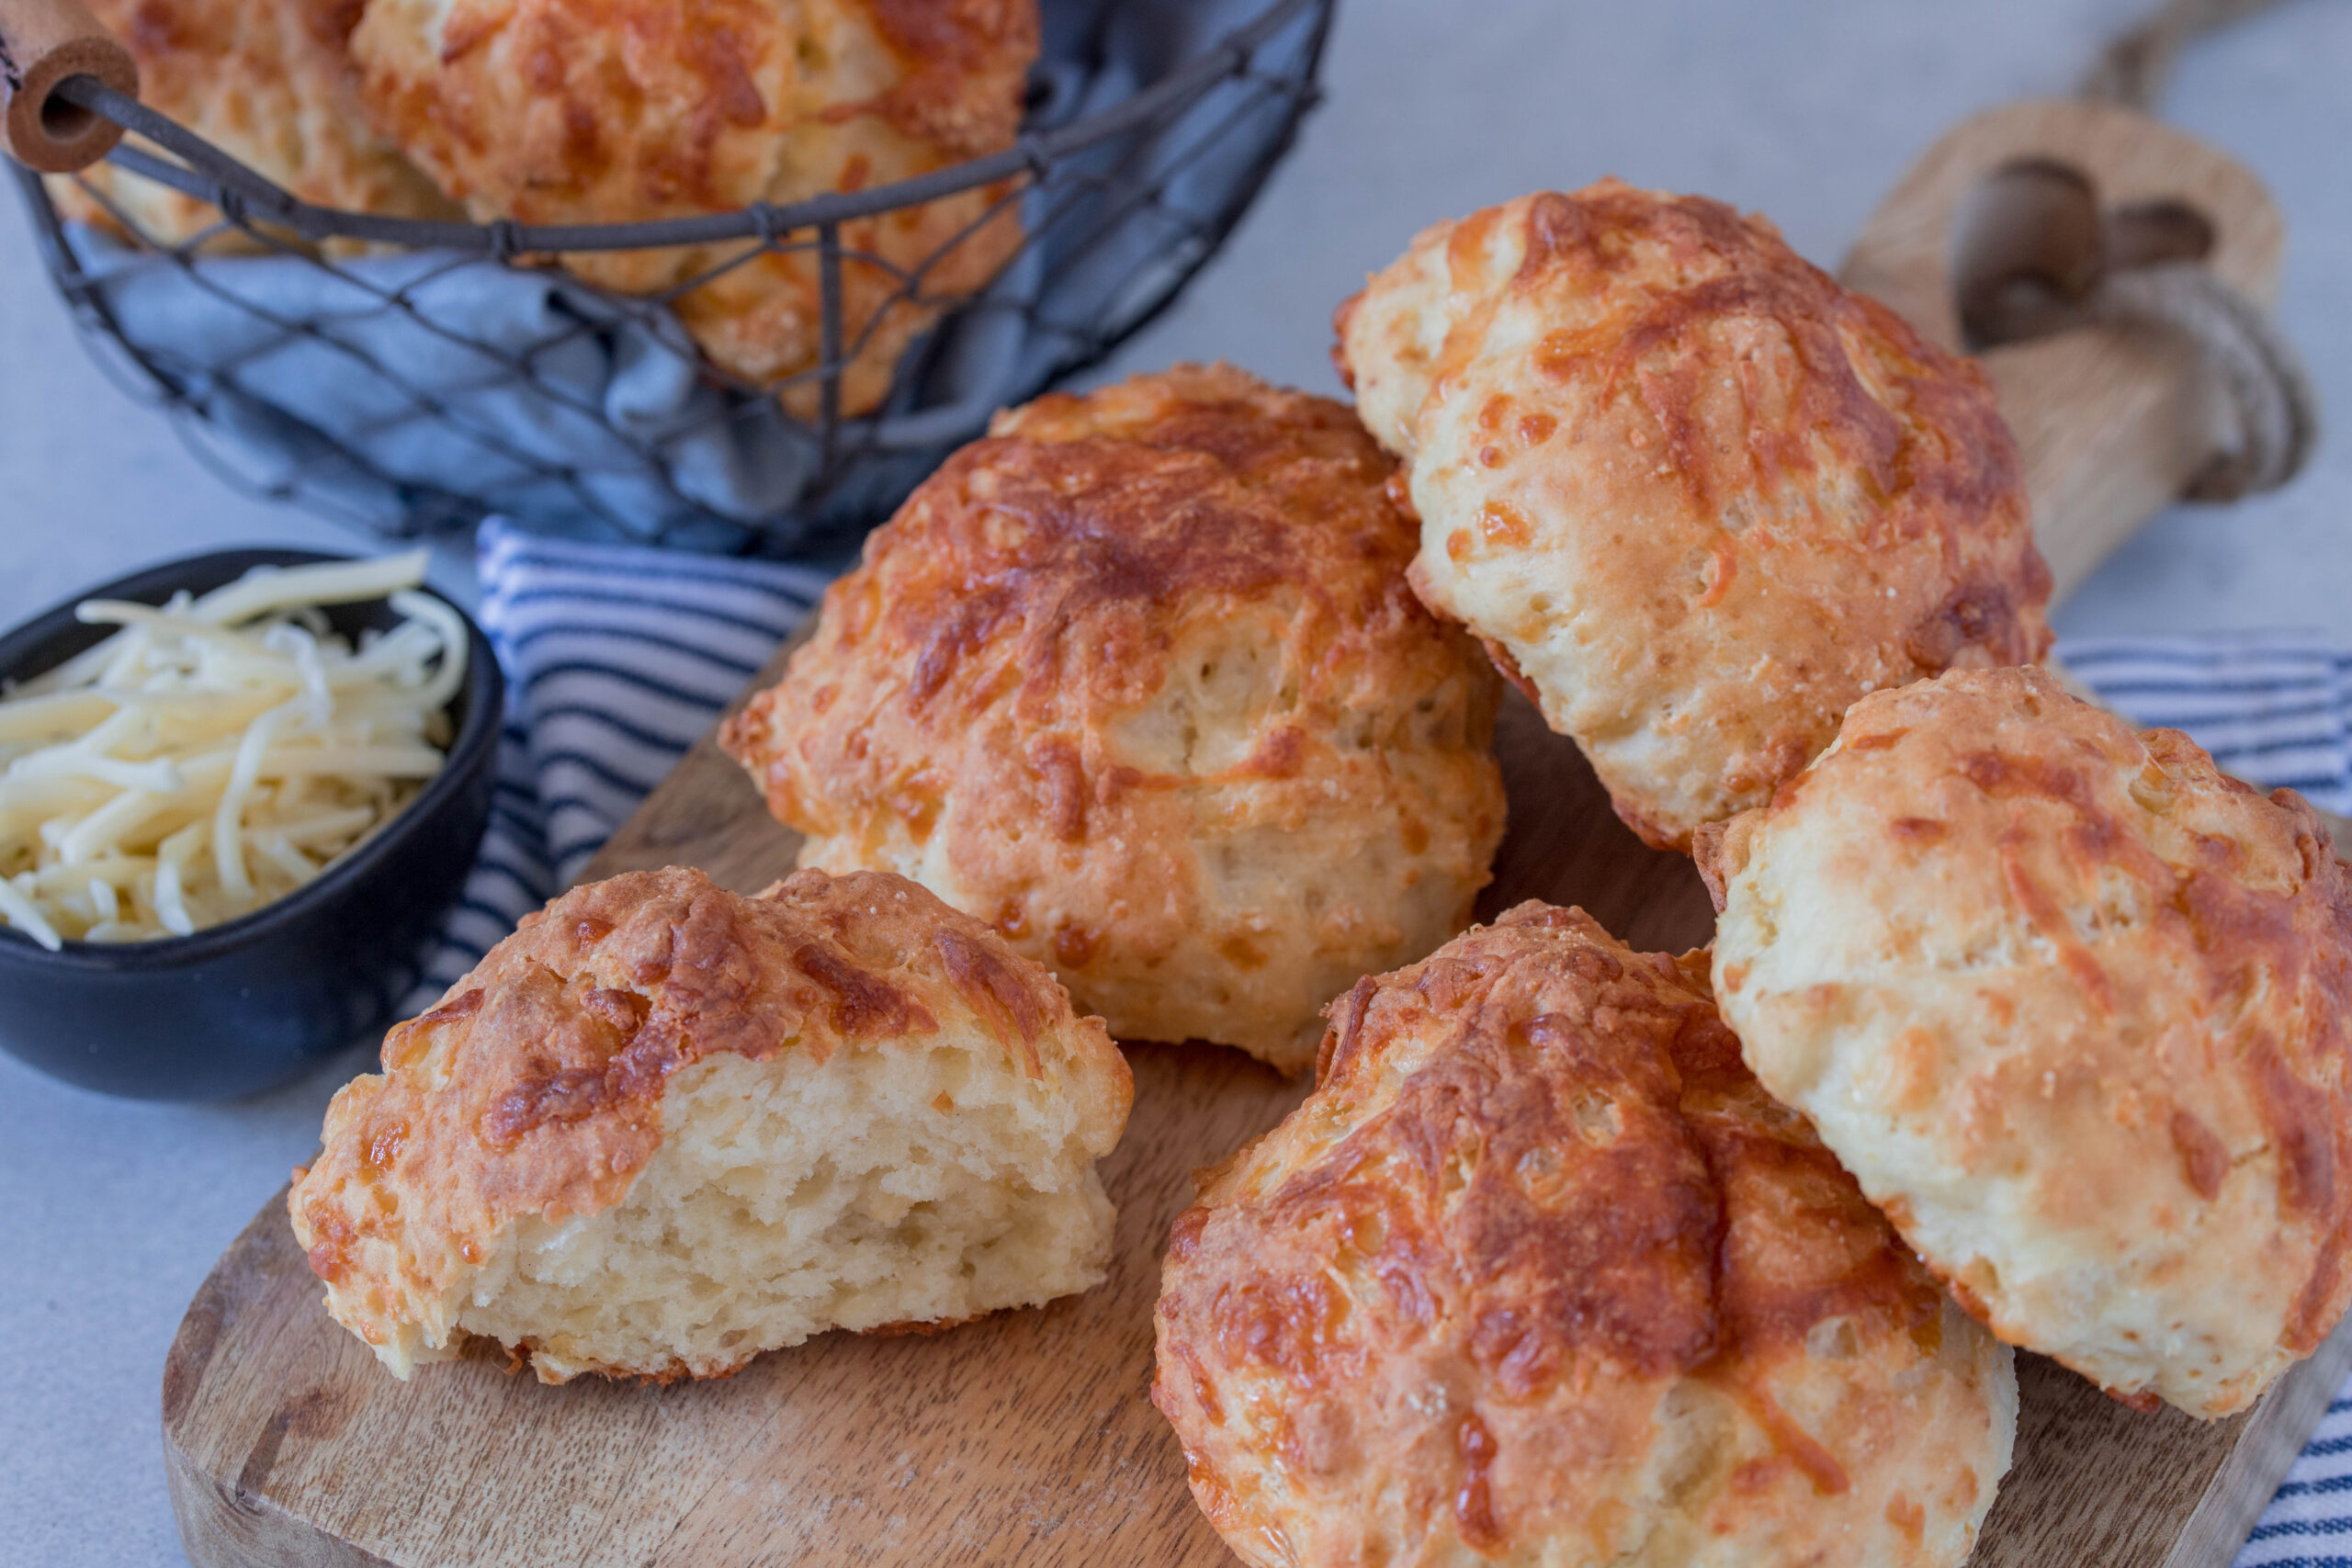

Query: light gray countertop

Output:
[2, 1, 2346, 1562]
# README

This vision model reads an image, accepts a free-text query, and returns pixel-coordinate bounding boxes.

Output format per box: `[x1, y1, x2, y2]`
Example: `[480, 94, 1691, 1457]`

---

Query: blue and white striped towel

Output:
[406, 522, 829, 1001]
[2062, 637, 2352, 818]
[425, 518, 2352, 1562]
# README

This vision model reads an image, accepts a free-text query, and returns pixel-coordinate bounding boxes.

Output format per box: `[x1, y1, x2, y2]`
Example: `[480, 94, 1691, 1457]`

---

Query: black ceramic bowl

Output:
[0, 548, 502, 1100]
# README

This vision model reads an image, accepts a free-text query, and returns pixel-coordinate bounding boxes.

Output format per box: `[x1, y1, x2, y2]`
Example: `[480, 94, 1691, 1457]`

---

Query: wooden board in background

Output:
[161, 644, 2352, 1568]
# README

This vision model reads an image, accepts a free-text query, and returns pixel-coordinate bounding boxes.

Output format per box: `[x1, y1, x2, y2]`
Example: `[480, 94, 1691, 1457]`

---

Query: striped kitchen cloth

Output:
[404, 521, 828, 1000]
[417, 519, 2352, 1562]
[2061, 636, 2352, 818]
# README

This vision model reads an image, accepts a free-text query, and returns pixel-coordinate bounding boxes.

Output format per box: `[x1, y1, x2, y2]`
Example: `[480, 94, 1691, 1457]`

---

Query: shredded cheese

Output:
[0, 552, 463, 949]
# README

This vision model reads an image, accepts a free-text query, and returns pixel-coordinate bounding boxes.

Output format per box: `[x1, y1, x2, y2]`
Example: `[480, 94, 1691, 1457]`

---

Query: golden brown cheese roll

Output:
[351, 0, 1034, 416]
[723, 364, 1507, 1074]
[1153, 904, 2016, 1568]
[51, 0, 457, 248]
[288, 865, 1131, 1382]
[1335, 181, 2053, 851]
[1702, 667, 2352, 1417]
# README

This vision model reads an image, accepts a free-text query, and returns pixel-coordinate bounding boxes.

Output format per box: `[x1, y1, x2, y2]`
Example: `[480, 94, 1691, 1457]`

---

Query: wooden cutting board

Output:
[159, 677, 2352, 1568]
[161, 97, 2349, 1568]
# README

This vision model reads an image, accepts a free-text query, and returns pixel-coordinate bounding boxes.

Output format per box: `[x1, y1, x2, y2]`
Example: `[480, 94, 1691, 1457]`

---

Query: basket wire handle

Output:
[0, 0, 135, 173]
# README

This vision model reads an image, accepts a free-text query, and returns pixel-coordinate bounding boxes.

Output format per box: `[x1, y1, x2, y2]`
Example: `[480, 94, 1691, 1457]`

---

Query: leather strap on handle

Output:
[0, 0, 136, 173]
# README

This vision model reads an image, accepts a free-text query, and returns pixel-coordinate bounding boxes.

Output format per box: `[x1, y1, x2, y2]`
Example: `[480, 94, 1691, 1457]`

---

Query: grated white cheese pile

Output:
[0, 552, 465, 949]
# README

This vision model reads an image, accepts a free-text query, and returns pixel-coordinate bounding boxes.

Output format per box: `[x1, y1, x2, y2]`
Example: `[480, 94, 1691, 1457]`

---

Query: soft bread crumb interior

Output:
[449, 1038, 1116, 1382]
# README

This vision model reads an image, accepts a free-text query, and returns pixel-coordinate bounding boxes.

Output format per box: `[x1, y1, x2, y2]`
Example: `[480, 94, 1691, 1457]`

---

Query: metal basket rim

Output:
[47, 0, 1321, 256]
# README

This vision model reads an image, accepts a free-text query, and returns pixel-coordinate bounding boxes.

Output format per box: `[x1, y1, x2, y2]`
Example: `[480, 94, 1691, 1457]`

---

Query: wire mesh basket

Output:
[11, 0, 1330, 555]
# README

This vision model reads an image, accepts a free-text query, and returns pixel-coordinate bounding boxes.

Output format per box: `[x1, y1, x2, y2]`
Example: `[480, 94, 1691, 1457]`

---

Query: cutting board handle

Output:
[0, 0, 136, 173]
[1842, 97, 2286, 602]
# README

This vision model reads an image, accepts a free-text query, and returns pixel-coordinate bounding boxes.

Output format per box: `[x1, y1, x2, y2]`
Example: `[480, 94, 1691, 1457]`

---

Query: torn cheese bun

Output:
[289, 865, 1132, 1382]
[1154, 903, 2016, 1567]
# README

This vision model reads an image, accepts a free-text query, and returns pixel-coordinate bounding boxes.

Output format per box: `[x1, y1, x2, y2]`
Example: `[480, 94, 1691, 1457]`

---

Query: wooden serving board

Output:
[162, 95, 2350, 1568]
[161, 655, 2352, 1568]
